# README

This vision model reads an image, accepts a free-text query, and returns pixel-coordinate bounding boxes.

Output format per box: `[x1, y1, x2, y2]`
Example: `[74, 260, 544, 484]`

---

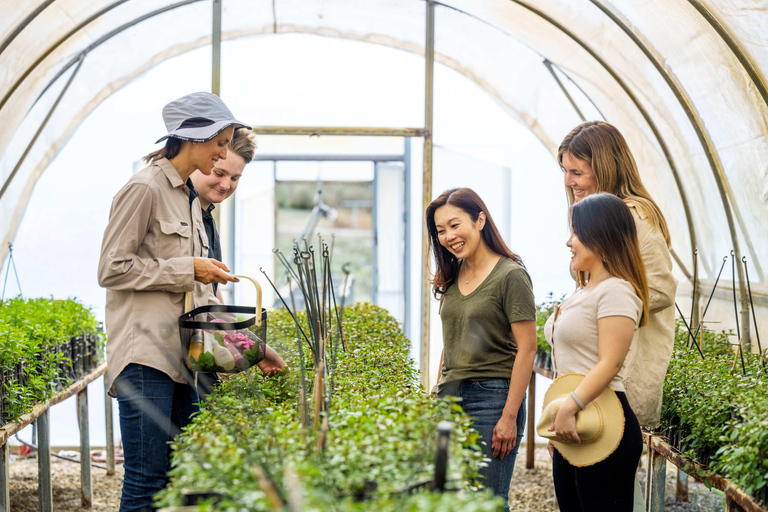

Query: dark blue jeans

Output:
[114, 363, 200, 512]
[440, 379, 526, 510]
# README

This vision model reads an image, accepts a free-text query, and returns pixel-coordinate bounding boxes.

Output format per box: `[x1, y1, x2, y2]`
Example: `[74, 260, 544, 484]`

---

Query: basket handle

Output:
[232, 275, 263, 326]
[183, 275, 263, 326]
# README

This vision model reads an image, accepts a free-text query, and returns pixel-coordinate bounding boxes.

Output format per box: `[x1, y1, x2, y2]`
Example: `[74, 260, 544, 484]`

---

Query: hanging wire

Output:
[1, 242, 23, 301]
[691, 256, 728, 342]
[675, 302, 705, 359]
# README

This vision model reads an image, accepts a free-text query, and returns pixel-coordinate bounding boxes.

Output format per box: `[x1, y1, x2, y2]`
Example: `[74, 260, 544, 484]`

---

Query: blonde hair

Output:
[571, 193, 649, 326]
[228, 128, 257, 164]
[558, 121, 671, 247]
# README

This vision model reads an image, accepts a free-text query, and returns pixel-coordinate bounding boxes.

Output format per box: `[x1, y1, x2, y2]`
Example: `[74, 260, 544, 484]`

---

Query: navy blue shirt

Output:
[201, 203, 222, 295]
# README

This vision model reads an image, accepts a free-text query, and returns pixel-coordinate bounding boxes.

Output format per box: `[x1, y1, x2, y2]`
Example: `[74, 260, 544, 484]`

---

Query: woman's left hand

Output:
[548, 401, 581, 444]
[492, 414, 518, 460]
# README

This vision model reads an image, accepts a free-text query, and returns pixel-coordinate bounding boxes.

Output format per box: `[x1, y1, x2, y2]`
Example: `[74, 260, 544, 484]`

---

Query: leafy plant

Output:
[156, 304, 505, 510]
[0, 297, 101, 423]
[535, 292, 563, 356]
[659, 318, 768, 503]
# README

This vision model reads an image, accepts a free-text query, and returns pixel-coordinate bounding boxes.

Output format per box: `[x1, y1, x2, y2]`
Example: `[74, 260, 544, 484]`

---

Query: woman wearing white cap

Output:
[543, 193, 648, 510]
[98, 92, 248, 511]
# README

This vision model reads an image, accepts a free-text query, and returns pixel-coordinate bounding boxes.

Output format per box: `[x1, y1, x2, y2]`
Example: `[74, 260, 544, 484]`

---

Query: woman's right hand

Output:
[194, 258, 240, 285]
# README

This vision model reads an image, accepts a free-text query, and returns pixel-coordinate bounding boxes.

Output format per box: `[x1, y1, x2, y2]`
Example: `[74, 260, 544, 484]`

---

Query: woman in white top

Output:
[544, 193, 648, 511]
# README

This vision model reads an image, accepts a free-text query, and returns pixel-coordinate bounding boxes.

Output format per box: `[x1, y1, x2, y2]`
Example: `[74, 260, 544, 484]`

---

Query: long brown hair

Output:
[558, 121, 671, 247]
[571, 193, 649, 326]
[426, 188, 523, 299]
[143, 137, 184, 164]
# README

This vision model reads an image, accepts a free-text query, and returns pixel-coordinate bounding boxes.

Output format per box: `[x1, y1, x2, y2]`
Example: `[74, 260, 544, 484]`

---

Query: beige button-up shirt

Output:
[98, 157, 216, 393]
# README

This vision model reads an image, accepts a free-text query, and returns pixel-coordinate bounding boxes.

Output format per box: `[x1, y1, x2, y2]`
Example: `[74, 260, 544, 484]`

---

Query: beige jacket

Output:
[98, 158, 216, 393]
[622, 204, 678, 427]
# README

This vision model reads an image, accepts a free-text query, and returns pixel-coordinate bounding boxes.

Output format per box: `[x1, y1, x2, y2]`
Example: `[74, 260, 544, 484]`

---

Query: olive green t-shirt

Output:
[437, 258, 536, 393]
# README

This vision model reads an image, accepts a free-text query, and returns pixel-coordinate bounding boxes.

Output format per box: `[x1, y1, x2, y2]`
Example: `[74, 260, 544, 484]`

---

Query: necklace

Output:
[464, 251, 490, 284]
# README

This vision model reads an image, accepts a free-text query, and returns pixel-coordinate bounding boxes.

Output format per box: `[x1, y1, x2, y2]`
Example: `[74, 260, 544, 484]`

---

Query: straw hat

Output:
[536, 373, 624, 467]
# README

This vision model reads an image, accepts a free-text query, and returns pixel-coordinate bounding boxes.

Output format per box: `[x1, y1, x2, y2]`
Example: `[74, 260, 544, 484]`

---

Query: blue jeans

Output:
[114, 364, 200, 511]
[440, 379, 526, 510]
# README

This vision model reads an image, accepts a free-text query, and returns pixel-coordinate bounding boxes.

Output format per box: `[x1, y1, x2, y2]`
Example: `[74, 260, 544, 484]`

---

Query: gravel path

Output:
[7, 447, 727, 511]
[8, 451, 122, 512]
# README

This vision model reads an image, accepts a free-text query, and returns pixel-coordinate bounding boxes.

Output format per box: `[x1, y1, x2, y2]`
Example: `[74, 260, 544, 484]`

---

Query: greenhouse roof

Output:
[0, 0, 767, 299]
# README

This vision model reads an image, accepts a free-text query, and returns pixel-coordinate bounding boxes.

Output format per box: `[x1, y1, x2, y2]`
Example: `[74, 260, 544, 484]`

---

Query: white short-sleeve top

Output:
[544, 276, 642, 392]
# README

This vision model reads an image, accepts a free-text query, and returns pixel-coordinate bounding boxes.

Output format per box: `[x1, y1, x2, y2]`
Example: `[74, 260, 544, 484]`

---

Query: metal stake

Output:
[37, 410, 53, 512]
[742, 257, 763, 365]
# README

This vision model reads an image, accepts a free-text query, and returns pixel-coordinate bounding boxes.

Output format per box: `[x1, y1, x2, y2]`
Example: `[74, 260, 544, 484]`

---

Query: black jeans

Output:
[552, 391, 642, 512]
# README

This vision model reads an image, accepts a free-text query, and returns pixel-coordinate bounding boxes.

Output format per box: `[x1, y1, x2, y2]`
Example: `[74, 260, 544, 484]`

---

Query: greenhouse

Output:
[0, 0, 767, 510]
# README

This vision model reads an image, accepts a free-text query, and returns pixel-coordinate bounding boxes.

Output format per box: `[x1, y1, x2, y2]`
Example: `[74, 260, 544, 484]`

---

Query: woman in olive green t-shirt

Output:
[426, 187, 537, 509]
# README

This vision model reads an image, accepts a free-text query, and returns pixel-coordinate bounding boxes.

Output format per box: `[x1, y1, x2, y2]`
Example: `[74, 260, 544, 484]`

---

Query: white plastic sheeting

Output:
[1, 0, 767, 334]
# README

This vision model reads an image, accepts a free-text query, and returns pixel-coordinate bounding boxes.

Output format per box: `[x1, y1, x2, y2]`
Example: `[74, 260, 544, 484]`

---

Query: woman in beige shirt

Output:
[98, 92, 246, 511]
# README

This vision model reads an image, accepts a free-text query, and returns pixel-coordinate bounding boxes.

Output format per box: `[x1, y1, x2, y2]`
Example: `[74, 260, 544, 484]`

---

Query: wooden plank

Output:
[643, 433, 768, 512]
[78, 389, 92, 508]
[37, 410, 52, 512]
[0, 362, 106, 446]
[526, 372, 535, 469]
[0, 442, 9, 512]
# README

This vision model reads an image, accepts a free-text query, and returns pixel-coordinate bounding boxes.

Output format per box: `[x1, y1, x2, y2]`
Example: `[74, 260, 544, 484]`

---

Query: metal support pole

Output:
[372, 162, 379, 304]
[0, 442, 9, 512]
[104, 377, 115, 476]
[78, 389, 93, 508]
[212, 0, 221, 96]
[676, 468, 689, 502]
[526, 372, 536, 469]
[404, 138, 412, 338]
[37, 410, 52, 512]
[420, 0, 435, 392]
[646, 442, 666, 512]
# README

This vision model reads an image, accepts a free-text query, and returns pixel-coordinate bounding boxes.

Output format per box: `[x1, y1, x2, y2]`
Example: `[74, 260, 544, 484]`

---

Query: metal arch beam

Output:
[432, 1, 699, 286]
[0, 0, 205, 114]
[0, 54, 86, 202]
[543, 59, 586, 122]
[0, 0, 134, 113]
[686, 0, 768, 111]
[0, 0, 58, 56]
[0, 0, 207, 198]
[581, 0, 751, 344]
[544, 61, 607, 122]
[512, 1, 703, 266]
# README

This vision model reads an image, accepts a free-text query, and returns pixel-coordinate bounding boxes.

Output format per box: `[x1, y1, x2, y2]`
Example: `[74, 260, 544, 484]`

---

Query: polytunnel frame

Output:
[0, 0, 764, 388]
